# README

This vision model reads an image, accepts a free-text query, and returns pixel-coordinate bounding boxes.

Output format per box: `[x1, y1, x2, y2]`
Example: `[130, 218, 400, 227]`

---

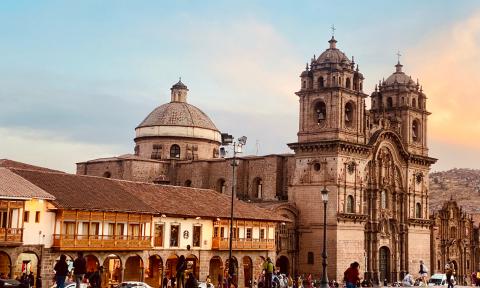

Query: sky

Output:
[0, 1, 479, 173]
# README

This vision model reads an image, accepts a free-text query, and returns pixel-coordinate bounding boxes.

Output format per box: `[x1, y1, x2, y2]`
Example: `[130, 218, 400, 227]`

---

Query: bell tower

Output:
[296, 37, 368, 144]
[370, 61, 430, 156]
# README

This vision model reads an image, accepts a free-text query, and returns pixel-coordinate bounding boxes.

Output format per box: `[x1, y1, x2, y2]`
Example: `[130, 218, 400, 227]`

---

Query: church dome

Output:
[316, 37, 351, 65]
[384, 62, 416, 86]
[135, 80, 221, 144]
[137, 102, 218, 131]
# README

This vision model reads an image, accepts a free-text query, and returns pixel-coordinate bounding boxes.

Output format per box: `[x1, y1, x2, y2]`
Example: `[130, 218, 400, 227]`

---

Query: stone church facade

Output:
[77, 37, 437, 283]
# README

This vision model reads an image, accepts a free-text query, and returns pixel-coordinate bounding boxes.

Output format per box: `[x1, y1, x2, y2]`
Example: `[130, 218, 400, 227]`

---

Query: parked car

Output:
[198, 281, 214, 288]
[0, 279, 21, 288]
[118, 282, 152, 288]
[50, 282, 89, 288]
[428, 274, 456, 286]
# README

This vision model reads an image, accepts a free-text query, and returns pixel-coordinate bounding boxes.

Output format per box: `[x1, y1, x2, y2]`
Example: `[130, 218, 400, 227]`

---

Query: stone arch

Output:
[252, 177, 263, 199]
[170, 144, 181, 159]
[346, 195, 354, 213]
[0, 251, 11, 277]
[379, 246, 391, 283]
[346, 77, 351, 89]
[165, 254, 179, 279]
[14, 251, 40, 279]
[387, 97, 393, 109]
[85, 254, 100, 272]
[313, 100, 327, 123]
[318, 76, 324, 88]
[276, 255, 289, 275]
[103, 254, 123, 286]
[124, 254, 144, 282]
[186, 254, 199, 280]
[145, 255, 163, 288]
[224, 257, 238, 286]
[209, 256, 224, 286]
[253, 256, 265, 282]
[242, 256, 253, 288]
[412, 119, 420, 142]
[103, 171, 111, 178]
[216, 178, 226, 194]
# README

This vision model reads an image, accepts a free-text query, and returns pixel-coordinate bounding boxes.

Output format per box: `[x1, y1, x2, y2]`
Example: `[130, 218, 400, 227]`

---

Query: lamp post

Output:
[221, 133, 247, 288]
[320, 186, 329, 288]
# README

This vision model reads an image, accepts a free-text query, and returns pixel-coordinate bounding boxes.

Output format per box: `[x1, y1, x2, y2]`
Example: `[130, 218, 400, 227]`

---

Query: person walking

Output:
[176, 256, 186, 288]
[445, 262, 455, 288]
[419, 260, 428, 286]
[73, 252, 86, 288]
[185, 272, 198, 288]
[54, 255, 69, 288]
[343, 262, 360, 288]
[88, 267, 101, 288]
[35, 275, 42, 288]
[263, 258, 274, 288]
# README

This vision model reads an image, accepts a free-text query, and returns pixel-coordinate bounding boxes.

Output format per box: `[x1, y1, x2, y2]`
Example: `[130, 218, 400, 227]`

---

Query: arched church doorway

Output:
[165, 254, 178, 279]
[209, 256, 223, 286]
[145, 255, 163, 288]
[276, 256, 289, 275]
[0, 251, 11, 277]
[242, 256, 253, 288]
[379, 246, 391, 283]
[186, 254, 199, 280]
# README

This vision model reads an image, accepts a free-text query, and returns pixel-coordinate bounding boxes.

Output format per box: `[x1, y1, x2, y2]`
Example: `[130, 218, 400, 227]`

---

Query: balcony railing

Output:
[52, 234, 152, 250]
[0, 228, 23, 245]
[212, 237, 275, 251]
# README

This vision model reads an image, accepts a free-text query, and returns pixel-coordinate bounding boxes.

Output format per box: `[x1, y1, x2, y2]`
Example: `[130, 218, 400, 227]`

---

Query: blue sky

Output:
[1, 1, 479, 172]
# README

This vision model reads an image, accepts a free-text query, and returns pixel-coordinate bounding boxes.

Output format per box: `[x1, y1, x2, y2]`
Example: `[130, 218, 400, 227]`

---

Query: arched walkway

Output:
[103, 254, 122, 287]
[124, 255, 143, 282]
[14, 252, 39, 279]
[209, 256, 223, 286]
[0, 251, 11, 277]
[85, 254, 100, 273]
[276, 256, 289, 275]
[145, 255, 163, 288]
[165, 254, 179, 279]
[242, 256, 253, 288]
[253, 256, 265, 282]
[185, 254, 199, 280]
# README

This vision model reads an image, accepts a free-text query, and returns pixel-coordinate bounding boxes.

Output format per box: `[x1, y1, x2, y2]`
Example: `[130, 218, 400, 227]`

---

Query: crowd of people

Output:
[54, 252, 101, 288]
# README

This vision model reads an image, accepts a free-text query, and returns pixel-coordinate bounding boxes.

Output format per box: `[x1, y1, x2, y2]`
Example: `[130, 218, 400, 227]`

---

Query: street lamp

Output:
[320, 186, 329, 288]
[221, 133, 247, 287]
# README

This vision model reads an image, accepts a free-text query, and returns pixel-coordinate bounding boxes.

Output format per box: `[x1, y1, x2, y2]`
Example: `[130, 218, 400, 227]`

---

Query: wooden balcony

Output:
[212, 237, 275, 251]
[0, 228, 23, 246]
[52, 234, 152, 251]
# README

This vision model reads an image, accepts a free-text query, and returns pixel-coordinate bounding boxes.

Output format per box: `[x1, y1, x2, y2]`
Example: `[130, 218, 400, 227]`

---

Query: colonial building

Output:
[430, 200, 478, 285]
[0, 161, 284, 288]
[77, 36, 437, 283]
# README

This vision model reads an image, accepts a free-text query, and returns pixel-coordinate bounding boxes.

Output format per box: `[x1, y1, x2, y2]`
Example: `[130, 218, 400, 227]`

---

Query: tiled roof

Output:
[0, 168, 55, 200]
[11, 169, 156, 214]
[0, 159, 63, 173]
[10, 168, 285, 221]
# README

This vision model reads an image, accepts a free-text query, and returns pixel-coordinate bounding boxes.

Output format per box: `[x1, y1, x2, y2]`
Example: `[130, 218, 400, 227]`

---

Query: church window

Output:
[313, 162, 321, 171]
[346, 78, 351, 89]
[314, 101, 326, 123]
[170, 144, 181, 159]
[412, 98, 417, 108]
[339, 77, 342, 86]
[353, 81, 358, 90]
[415, 203, 422, 218]
[151, 144, 162, 159]
[468, 260, 470, 270]
[345, 102, 354, 127]
[372, 100, 376, 108]
[103, 171, 111, 178]
[332, 76, 336, 87]
[437, 260, 440, 270]
[302, 80, 306, 89]
[402, 97, 405, 105]
[185, 180, 192, 187]
[387, 97, 393, 109]
[380, 190, 387, 209]
[346, 195, 354, 213]
[253, 177, 263, 199]
[307, 252, 314, 264]
[134, 145, 140, 156]
[412, 120, 420, 142]
[360, 82, 363, 91]
[418, 99, 423, 109]
[217, 179, 226, 193]
[318, 77, 324, 88]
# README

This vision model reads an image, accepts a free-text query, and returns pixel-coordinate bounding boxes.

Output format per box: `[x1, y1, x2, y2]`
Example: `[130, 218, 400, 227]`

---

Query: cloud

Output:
[408, 11, 480, 150]
[0, 127, 127, 173]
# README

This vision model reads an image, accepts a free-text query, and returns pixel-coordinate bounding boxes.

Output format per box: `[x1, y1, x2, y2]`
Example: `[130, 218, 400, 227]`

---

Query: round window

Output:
[313, 163, 321, 171]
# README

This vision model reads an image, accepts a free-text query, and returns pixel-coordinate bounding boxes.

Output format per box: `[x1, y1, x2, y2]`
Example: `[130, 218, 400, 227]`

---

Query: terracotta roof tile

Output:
[0, 168, 55, 200]
[0, 159, 63, 173]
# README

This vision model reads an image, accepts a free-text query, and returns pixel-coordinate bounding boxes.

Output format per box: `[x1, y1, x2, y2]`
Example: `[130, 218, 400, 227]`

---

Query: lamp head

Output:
[221, 133, 234, 145]
[321, 187, 329, 203]
[238, 136, 247, 146]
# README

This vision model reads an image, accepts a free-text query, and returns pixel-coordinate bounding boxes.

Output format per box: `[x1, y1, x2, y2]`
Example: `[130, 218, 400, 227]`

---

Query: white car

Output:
[51, 283, 89, 288]
[428, 274, 455, 286]
[198, 281, 214, 288]
[118, 282, 153, 288]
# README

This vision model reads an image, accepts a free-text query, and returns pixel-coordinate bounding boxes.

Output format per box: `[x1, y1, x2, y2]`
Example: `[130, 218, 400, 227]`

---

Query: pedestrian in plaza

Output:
[73, 252, 86, 288]
[185, 272, 198, 288]
[28, 272, 34, 288]
[205, 275, 213, 288]
[343, 262, 360, 288]
[445, 262, 455, 288]
[88, 267, 101, 288]
[418, 260, 428, 286]
[54, 255, 69, 288]
[176, 255, 186, 288]
[402, 271, 414, 287]
[163, 275, 169, 288]
[263, 258, 274, 288]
